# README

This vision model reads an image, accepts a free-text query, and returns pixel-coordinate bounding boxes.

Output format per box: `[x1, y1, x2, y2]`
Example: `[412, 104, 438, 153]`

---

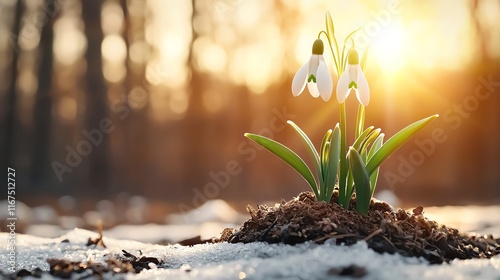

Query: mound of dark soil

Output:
[221, 192, 500, 264]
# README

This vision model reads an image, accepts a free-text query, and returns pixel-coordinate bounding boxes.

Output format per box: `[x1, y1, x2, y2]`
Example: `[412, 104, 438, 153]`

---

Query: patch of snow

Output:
[104, 222, 235, 243]
[0, 200, 32, 224]
[1, 229, 499, 279]
[167, 199, 247, 225]
[423, 205, 500, 236]
[58, 215, 85, 229]
[83, 210, 104, 226]
[374, 190, 400, 208]
[105, 224, 199, 243]
[25, 224, 69, 238]
[31, 205, 58, 224]
[126, 196, 148, 223]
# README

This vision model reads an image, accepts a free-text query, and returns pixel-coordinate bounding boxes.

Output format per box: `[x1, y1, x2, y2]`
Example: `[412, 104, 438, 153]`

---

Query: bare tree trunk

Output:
[120, 0, 152, 195]
[2, 0, 23, 172]
[471, 0, 490, 62]
[30, 0, 58, 186]
[82, 1, 110, 195]
[182, 0, 207, 203]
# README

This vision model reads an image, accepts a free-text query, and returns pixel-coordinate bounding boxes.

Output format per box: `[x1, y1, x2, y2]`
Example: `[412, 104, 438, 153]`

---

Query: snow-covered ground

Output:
[424, 205, 500, 236]
[0, 228, 499, 279]
[1, 199, 500, 279]
[21, 202, 500, 244]
[19, 199, 246, 245]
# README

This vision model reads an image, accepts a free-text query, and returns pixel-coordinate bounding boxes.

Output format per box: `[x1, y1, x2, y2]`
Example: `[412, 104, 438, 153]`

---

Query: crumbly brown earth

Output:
[221, 191, 500, 264]
[1, 245, 161, 279]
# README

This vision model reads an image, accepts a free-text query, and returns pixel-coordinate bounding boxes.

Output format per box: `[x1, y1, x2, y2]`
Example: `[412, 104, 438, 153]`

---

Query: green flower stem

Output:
[318, 30, 339, 75]
[355, 104, 365, 140]
[340, 28, 360, 70]
[338, 102, 348, 208]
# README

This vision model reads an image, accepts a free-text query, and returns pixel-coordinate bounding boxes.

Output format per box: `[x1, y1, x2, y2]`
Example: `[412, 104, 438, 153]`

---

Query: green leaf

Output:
[320, 129, 333, 184]
[325, 124, 341, 202]
[361, 147, 368, 163]
[366, 115, 438, 175]
[326, 11, 335, 43]
[355, 105, 365, 139]
[368, 134, 384, 196]
[287, 121, 321, 185]
[321, 141, 330, 200]
[370, 168, 380, 197]
[325, 11, 340, 74]
[345, 169, 354, 203]
[348, 147, 371, 215]
[359, 128, 381, 155]
[245, 133, 320, 198]
[368, 134, 385, 160]
[338, 103, 348, 208]
[352, 126, 374, 151]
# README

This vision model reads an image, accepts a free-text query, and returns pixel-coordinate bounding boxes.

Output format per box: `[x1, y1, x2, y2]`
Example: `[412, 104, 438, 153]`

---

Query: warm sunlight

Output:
[371, 22, 407, 74]
[2, 0, 500, 277]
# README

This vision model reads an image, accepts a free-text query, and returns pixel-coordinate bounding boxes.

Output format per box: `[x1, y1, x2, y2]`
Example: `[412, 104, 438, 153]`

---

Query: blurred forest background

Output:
[1, 0, 499, 217]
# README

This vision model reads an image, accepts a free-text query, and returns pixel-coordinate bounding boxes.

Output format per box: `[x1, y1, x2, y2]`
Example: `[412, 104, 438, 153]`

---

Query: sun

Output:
[371, 22, 408, 74]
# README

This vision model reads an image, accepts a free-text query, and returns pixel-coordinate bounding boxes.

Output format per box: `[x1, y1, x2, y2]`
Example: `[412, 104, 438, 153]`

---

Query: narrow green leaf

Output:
[325, 11, 340, 74]
[352, 126, 374, 151]
[359, 129, 381, 155]
[368, 134, 384, 197]
[366, 115, 439, 175]
[368, 134, 384, 196]
[287, 121, 321, 185]
[370, 168, 380, 197]
[348, 147, 371, 215]
[361, 147, 368, 163]
[326, 11, 335, 44]
[338, 103, 348, 208]
[345, 169, 354, 204]
[368, 134, 385, 160]
[245, 133, 319, 198]
[355, 105, 365, 139]
[325, 124, 341, 202]
[321, 141, 330, 201]
[320, 129, 333, 184]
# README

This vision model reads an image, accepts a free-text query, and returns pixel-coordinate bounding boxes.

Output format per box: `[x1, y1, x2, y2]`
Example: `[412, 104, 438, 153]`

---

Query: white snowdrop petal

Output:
[308, 55, 320, 76]
[356, 65, 370, 106]
[307, 82, 320, 98]
[291, 61, 309, 96]
[316, 56, 333, 101]
[336, 71, 350, 103]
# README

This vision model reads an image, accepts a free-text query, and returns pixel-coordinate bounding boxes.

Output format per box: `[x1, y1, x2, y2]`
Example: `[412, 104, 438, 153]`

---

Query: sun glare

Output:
[372, 23, 408, 74]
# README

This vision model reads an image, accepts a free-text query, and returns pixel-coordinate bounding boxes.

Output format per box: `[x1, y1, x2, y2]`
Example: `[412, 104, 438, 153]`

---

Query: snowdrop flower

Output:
[336, 48, 370, 106]
[292, 39, 334, 102]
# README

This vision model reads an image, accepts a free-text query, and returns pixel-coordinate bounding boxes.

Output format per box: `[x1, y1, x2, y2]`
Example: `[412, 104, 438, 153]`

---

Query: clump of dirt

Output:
[221, 191, 500, 264]
[1, 245, 161, 279]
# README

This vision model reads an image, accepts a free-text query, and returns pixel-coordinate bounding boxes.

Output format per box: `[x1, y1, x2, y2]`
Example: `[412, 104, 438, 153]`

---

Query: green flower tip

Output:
[348, 48, 359, 65]
[308, 74, 317, 83]
[312, 39, 324, 55]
